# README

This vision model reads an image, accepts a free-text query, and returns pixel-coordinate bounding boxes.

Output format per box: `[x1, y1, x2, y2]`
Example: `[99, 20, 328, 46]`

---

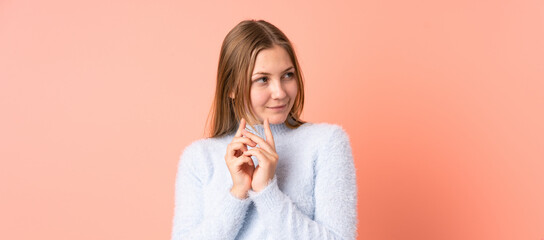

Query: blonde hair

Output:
[207, 20, 305, 138]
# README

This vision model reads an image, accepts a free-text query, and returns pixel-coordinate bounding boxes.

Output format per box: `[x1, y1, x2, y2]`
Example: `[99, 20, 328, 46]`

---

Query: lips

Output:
[268, 104, 286, 109]
[269, 105, 286, 108]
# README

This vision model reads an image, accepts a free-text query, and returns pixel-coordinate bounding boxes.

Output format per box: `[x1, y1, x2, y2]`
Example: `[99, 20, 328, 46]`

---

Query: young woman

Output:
[172, 20, 357, 240]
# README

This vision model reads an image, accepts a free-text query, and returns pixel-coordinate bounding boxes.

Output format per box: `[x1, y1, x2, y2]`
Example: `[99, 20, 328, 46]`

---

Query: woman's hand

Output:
[241, 118, 278, 192]
[225, 118, 257, 199]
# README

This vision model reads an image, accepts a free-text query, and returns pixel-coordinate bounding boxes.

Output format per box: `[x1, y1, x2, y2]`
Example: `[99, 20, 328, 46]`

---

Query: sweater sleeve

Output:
[248, 126, 358, 239]
[171, 142, 252, 240]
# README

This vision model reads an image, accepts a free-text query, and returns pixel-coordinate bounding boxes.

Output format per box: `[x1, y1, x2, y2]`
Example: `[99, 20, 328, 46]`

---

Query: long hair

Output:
[207, 20, 305, 138]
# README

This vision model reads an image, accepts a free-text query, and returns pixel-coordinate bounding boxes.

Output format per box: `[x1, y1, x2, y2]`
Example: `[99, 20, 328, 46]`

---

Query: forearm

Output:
[172, 188, 251, 240]
[172, 146, 252, 240]
[248, 177, 356, 240]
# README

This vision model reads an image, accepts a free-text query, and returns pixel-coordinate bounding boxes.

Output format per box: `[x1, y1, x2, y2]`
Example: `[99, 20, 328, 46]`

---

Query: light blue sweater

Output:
[171, 122, 357, 239]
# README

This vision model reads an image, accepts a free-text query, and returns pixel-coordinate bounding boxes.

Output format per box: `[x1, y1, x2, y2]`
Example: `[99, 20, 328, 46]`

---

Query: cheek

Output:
[250, 89, 269, 108]
[287, 81, 299, 100]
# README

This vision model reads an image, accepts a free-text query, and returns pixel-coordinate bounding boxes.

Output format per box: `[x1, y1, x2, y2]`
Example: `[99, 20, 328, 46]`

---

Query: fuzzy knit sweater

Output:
[171, 122, 357, 240]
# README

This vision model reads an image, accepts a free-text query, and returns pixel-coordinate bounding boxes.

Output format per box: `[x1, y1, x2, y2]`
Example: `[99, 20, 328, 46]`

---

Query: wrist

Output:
[252, 184, 266, 193]
[252, 176, 275, 193]
[230, 186, 248, 199]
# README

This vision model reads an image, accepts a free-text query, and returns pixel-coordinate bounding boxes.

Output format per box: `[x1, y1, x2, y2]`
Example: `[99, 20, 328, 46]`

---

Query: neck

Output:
[241, 122, 291, 139]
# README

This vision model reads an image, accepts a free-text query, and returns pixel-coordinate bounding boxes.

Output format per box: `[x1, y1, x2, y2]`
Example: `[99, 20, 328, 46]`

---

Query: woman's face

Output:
[249, 45, 298, 125]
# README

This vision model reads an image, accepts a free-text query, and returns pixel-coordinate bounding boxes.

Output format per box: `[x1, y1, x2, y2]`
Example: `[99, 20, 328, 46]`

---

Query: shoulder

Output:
[178, 135, 230, 168]
[303, 123, 354, 169]
[297, 122, 350, 144]
[295, 122, 352, 160]
[181, 133, 232, 154]
[180, 137, 219, 155]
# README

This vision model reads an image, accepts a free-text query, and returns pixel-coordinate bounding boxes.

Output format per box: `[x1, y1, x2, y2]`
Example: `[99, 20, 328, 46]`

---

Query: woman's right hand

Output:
[224, 118, 257, 199]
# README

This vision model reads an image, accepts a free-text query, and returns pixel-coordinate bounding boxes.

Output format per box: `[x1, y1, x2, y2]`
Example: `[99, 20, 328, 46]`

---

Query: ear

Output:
[229, 91, 235, 99]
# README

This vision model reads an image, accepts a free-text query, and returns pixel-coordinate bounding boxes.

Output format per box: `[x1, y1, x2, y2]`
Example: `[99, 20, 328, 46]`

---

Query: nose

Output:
[270, 79, 287, 100]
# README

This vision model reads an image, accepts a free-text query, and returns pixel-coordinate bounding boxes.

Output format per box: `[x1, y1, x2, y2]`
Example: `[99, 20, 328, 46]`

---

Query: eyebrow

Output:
[252, 66, 294, 76]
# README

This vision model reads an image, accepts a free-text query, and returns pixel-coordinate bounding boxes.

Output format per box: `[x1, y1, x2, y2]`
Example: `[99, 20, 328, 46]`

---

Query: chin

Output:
[267, 114, 288, 124]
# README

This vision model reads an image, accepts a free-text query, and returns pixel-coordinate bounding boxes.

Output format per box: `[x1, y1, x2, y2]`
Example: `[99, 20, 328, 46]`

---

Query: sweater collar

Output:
[241, 122, 291, 139]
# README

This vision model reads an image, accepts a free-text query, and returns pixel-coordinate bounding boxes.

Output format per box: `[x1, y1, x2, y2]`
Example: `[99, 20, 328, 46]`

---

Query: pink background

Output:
[1, 0, 543, 239]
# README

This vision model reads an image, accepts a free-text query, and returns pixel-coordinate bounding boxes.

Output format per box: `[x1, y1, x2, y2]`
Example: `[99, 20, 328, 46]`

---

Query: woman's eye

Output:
[255, 77, 268, 83]
[283, 72, 295, 79]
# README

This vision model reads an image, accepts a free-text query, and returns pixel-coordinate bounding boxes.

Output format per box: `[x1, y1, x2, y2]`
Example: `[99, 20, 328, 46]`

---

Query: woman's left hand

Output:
[241, 118, 278, 192]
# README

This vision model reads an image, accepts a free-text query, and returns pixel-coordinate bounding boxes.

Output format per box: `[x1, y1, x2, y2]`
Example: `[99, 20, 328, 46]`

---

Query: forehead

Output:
[252, 45, 293, 74]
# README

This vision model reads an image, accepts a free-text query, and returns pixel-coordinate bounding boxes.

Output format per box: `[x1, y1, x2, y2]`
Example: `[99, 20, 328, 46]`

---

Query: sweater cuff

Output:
[248, 176, 286, 211]
[217, 187, 252, 218]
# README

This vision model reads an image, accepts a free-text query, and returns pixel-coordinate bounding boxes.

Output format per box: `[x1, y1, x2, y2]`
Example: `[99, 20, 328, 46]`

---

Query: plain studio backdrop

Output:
[1, 0, 543, 239]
